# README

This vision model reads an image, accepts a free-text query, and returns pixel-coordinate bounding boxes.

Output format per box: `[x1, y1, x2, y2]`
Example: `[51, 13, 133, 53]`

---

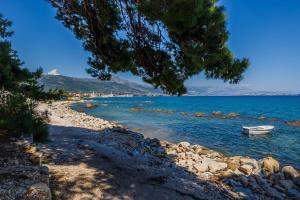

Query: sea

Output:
[72, 96, 300, 168]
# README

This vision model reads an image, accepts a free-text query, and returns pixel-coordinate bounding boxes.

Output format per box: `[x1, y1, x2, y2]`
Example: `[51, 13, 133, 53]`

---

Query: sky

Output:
[1, 0, 300, 93]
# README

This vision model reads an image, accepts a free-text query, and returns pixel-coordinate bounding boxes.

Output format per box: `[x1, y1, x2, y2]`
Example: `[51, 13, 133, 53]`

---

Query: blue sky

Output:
[1, 0, 300, 93]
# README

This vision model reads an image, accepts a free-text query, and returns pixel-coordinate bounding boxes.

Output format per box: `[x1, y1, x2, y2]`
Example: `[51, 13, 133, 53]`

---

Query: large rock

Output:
[227, 156, 242, 171]
[239, 164, 253, 175]
[240, 158, 259, 169]
[282, 166, 299, 180]
[261, 157, 280, 176]
[178, 141, 190, 148]
[208, 161, 227, 173]
[194, 157, 225, 173]
[240, 158, 260, 174]
[193, 162, 208, 173]
[22, 183, 51, 200]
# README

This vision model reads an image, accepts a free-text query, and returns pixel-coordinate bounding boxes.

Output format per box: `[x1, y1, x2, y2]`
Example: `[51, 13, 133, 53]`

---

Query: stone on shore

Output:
[193, 162, 208, 172]
[282, 166, 299, 180]
[178, 141, 190, 148]
[239, 164, 253, 175]
[22, 183, 51, 200]
[261, 157, 280, 176]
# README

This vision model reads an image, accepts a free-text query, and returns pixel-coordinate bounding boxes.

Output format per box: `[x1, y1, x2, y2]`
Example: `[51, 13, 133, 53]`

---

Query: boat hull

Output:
[242, 126, 274, 135]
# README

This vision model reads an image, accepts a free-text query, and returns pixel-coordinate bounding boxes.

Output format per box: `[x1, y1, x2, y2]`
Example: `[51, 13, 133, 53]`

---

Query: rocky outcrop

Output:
[0, 139, 51, 200]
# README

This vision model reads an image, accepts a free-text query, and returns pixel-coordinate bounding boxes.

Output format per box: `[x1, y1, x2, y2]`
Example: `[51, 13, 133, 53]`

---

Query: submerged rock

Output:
[211, 111, 223, 117]
[286, 120, 300, 126]
[146, 109, 176, 113]
[129, 107, 144, 111]
[194, 112, 206, 117]
[225, 112, 240, 118]
[258, 116, 267, 120]
[85, 103, 97, 108]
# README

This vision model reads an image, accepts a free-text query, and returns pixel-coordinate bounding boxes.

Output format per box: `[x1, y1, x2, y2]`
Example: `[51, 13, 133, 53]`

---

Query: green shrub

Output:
[0, 93, 48, 142]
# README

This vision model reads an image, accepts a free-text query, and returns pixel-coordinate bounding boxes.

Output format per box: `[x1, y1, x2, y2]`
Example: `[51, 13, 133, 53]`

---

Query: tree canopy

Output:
[49, 0, 249, 95]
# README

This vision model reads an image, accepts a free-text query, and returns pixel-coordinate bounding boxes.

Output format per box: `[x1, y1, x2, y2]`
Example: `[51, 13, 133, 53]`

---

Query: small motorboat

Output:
[242, 125, 274, 135]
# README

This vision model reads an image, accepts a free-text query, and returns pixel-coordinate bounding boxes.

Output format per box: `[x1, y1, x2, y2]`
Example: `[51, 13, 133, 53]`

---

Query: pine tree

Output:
[49, 0, 249, 95]
[0, 14, 48, 142]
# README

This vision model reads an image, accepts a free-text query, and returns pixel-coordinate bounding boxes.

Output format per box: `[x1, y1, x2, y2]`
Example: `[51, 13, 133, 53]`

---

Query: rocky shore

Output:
[0, 139, 51, 200]
[36, 100, 300, 199]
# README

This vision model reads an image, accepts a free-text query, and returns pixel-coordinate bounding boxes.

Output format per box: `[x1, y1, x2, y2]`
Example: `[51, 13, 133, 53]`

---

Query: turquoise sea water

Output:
[73, 96, 300, 168]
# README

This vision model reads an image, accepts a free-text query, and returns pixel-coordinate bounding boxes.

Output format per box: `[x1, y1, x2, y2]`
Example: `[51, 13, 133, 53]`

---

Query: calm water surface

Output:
[72, 96, 300, 168]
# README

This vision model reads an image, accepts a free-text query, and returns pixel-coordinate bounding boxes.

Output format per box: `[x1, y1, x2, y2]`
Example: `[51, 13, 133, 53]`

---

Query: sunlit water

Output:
[72, 96, 300, 168]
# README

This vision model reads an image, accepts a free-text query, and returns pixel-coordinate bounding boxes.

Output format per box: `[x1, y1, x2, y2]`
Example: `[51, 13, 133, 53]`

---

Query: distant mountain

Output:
[39, 75, 160, 94]
[186, 85, 297, 96]
[39, 74, 298, 96]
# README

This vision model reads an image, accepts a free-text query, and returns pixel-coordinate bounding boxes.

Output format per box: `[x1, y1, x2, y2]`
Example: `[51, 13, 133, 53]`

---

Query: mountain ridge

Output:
[39, 74, 160, 94]
[39, 74, 299, 96]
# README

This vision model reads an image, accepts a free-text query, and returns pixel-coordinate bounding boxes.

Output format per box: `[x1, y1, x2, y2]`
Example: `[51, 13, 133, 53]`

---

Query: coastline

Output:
[37, 100, 300, 199]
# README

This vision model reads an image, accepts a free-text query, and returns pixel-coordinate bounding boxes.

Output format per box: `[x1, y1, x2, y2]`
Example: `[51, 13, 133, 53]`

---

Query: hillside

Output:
[39, 75, 160, 94]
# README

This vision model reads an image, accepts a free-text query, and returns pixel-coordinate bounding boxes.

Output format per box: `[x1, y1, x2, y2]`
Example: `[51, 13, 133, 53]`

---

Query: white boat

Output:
[242, 125, 274, 135]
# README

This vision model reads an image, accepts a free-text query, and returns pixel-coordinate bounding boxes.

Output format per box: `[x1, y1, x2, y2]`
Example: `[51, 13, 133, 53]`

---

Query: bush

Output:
[0, 93, 48, 142]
